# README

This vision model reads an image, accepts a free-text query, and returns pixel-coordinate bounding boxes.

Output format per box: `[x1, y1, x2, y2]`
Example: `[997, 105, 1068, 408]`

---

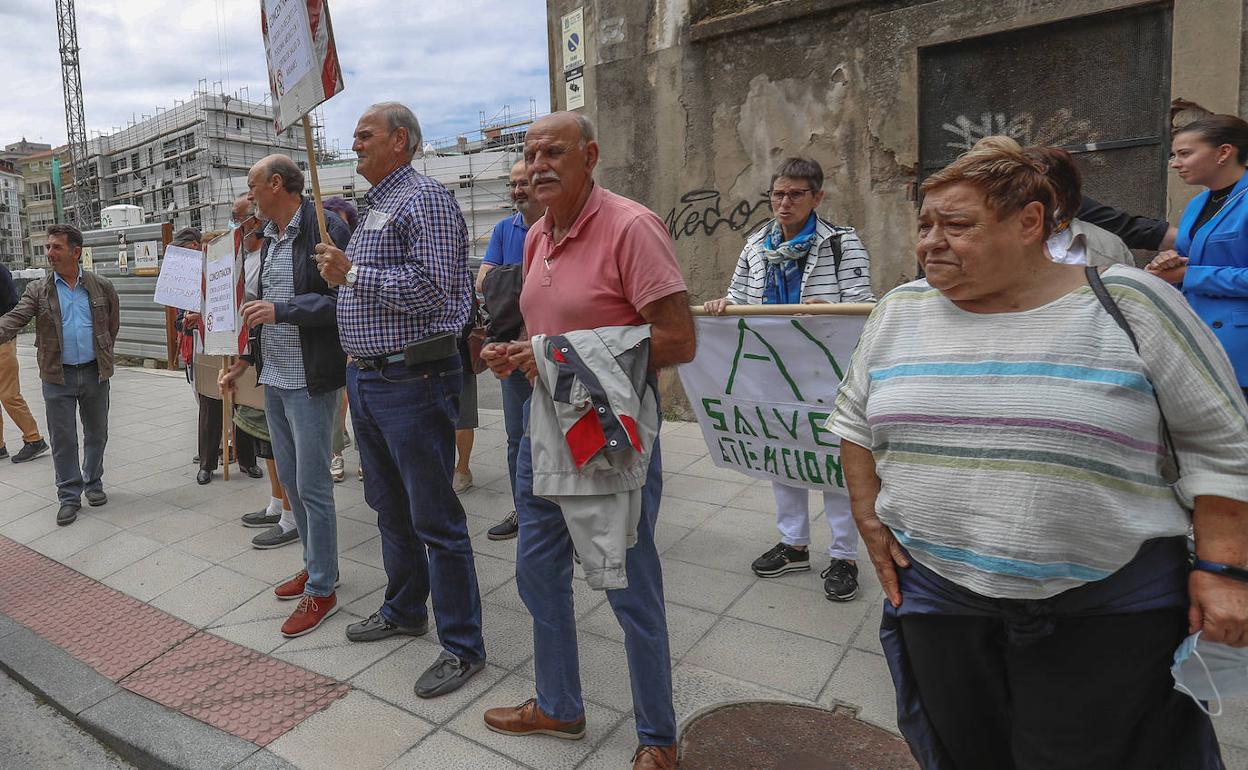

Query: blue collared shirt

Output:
[55, 269, 94, 365]
[482, 211, 529, 266]
[337, 165, 472, 357]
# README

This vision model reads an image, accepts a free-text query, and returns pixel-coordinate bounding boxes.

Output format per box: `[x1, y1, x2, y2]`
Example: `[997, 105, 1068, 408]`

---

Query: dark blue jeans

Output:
[42, 362, 108, 506]
[515, 399, 676, 745]
[499, 369, 532, 506]
[347, 356, 486, 664]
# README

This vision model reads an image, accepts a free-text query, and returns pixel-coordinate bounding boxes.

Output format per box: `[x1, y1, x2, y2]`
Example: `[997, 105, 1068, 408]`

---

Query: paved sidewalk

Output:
[0, 338, 1245, 769]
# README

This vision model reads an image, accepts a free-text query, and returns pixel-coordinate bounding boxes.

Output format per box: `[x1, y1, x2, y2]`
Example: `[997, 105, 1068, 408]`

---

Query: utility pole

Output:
[55, 0, 97, 229]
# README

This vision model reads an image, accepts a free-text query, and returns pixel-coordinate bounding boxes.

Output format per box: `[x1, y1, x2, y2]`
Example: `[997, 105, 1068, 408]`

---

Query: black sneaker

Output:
[751, 542, 811, 577]
[241, 509, 282, 528]
[414, 649, 485, 699]
[12, 439, 49, 464]
[487, 511, 518, 541]
[0, 445, 8, 460]
[821, 559, 859, 602]
[346, 611, 428, 642]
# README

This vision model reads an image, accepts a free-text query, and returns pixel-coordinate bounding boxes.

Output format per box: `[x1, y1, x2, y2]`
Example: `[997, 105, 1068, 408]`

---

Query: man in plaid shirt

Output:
[315, 102, 486, 699]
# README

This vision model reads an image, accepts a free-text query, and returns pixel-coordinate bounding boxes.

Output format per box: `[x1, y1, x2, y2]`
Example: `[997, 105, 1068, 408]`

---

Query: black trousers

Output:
[198, 395, 256, 471]
[900, 609, 1220, 770]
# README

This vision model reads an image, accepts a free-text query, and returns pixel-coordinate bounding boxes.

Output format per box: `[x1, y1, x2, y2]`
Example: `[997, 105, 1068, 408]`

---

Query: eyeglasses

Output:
[507, 181, 530, 190]
[769, 189, 813, 203]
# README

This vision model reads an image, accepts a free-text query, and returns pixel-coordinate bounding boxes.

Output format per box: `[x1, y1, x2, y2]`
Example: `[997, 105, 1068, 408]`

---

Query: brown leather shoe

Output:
[483, 698, 586, 740]
[632, 743, 677, 770]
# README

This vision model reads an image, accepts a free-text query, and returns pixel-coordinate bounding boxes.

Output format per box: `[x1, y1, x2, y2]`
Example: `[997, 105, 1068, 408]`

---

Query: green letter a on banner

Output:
[725, 318, 803, 400]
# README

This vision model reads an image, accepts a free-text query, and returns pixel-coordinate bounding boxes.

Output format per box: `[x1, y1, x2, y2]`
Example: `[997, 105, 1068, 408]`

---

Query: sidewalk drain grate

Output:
[678, 702, 917, 770]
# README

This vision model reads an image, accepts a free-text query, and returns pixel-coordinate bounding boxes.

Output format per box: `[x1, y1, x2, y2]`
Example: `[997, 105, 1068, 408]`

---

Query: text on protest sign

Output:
[153, 245, 203, 312]
[261, 0, 344, 132]
[202, 231, 247, 356]
[677, 314, 867, 492]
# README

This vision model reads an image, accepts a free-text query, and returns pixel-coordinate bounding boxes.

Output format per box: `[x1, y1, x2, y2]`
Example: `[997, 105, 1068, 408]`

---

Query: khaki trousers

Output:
[0, 339, 42, 447]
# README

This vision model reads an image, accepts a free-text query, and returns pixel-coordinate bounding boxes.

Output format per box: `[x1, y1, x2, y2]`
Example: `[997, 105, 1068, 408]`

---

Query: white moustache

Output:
[532, 172, 560, 184]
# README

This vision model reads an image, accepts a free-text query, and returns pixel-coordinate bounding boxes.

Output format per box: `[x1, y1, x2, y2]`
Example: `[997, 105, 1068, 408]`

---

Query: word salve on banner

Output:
[261, 0, 344, 132]
[678, 315, 867, 493]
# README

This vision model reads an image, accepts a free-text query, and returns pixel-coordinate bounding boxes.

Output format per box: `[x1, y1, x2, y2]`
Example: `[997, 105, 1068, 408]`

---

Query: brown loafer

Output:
[483, 698, 586, 740]
[632, 744, 677, 770]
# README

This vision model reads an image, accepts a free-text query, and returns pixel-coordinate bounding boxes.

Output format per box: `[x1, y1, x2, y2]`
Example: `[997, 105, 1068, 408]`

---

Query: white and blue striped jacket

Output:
[725, 217, 875, 305]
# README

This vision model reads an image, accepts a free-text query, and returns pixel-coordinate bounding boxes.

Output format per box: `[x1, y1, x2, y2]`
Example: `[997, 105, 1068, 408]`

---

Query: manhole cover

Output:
[679, 702, 917, 770]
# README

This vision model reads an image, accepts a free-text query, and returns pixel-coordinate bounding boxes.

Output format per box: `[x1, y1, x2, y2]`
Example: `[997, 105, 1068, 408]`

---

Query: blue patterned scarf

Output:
[761, 214, 818, 305]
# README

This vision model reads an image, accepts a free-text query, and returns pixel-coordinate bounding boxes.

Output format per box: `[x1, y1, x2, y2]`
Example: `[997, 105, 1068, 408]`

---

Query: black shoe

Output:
[240, 465, 263, 479]
[241, 509, 282, 528]
[192, 455, 200, 464]
[56, 504, 79, 526]
[487, 511, 519, 541]
[12, 439, 49, 464]
[252, 525, 299, 550]
[0, 445, 8, 460]
[84, 489, 107, 507]
[822, 559, 860, 602]
[345, 611, 428, 642]
[414, 650, 485, 699]
[751, 542, 811, 577]
[196, 469, 212, 485]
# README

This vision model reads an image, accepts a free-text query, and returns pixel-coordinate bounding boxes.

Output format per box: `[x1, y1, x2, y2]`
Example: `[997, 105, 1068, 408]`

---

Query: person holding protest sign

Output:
[0, 225, 118, 526]
[830, 137, 1248, 768]
[220, 154, 351, 638]
[315, 102, 488, 699]
[704, 156, 874, 602]
[479, 112, 694, 770]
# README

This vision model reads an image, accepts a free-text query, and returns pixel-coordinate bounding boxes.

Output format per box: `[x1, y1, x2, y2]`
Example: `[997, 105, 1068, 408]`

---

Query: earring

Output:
[1219, 159, 1226, 165]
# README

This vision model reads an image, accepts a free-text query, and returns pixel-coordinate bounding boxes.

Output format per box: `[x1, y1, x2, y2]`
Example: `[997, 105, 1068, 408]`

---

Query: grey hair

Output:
[573, 113, 595, 145]
[770, 156, 824, 191]
[368, 102, 423, 155]
[263, 155, 304, 195]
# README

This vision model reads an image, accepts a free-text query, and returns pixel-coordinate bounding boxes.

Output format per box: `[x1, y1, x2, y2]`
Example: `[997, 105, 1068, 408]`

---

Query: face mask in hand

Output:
[1171, 631, 1248, 717]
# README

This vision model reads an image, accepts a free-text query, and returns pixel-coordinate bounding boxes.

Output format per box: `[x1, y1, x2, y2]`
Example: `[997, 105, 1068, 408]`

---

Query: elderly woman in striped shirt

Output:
[829, 138, 1248, 769]
[704, 156, 874, 602]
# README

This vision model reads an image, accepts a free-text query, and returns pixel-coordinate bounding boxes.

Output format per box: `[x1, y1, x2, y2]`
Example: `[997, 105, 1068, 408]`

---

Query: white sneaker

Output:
[330, 454, 345, 483]
[452, 470, 473, 494]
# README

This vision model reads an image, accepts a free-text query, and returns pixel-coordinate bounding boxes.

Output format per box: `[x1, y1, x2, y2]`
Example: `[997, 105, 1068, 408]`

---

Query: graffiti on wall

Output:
[664, 188, 771, 242]
[942, 108, 1098, 152]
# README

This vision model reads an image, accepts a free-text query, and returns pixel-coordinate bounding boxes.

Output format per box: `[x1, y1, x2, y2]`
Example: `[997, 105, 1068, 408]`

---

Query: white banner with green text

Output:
[677, 314, 867, 492]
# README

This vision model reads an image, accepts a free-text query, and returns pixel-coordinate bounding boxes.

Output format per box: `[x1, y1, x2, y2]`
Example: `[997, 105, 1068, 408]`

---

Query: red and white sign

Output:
[261, 0, 344, 132]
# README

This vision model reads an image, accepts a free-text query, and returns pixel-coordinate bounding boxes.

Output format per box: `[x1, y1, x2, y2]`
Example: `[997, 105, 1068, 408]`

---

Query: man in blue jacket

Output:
[221, 154, 351, 639]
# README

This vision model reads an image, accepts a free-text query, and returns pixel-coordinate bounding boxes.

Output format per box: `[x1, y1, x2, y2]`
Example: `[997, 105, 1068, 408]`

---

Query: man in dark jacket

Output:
[221, 155, 351, 638]
[0, 262, 48, 464]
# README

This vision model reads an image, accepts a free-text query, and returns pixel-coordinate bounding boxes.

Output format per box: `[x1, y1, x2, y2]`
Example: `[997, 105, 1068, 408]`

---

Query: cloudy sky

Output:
[0, 0, 551, 153]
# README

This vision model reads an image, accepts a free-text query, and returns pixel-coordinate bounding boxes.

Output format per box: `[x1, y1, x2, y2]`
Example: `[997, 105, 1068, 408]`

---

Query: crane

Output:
[54, 0, 98, 229]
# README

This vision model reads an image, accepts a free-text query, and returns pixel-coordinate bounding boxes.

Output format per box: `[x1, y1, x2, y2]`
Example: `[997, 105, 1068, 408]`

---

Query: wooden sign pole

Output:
[221, 355, 232, 482]
[302, 116, 332, 245]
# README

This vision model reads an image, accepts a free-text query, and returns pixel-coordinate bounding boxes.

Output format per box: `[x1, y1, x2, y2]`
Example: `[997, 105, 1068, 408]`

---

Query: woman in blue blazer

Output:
[1148, 115, 1248, 387]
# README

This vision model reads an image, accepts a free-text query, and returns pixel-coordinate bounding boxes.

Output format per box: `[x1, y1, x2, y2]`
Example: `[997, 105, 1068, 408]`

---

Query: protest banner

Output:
[153, 245, 202, 311]
[201, 231, 247, 356]
[261, 0, 344, 243]
[677, 312, 868, 493]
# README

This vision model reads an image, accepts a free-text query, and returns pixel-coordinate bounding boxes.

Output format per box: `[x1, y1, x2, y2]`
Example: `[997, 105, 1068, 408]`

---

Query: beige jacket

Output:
[0, 270, 120, 383]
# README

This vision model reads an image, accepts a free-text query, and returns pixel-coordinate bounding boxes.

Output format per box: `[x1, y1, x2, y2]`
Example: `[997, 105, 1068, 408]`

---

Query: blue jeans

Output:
[265, 385, 339, 598]
[347, 356, 486, 664]
[500, 369, 532, 506]
[42, 362, 109, 506]
[515, 399, 676, 745]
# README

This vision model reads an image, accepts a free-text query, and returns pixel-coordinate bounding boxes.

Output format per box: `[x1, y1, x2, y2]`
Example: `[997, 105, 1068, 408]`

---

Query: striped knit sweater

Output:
[829, 264, 1248, 599]
[725, 217, 875, 305]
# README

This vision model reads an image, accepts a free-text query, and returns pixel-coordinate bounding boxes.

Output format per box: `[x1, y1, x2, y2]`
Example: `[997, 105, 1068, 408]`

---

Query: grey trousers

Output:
[42, 362, 109, 506]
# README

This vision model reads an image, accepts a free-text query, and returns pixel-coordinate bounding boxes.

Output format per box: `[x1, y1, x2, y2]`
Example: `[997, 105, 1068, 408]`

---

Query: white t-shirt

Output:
[1046, 227, 1087, 265]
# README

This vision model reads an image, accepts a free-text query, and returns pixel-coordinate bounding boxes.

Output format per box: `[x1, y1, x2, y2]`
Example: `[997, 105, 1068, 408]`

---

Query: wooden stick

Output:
[690, 303, 874, 317]
[302, 116, 332, 245]
[221, 355, 231, 482]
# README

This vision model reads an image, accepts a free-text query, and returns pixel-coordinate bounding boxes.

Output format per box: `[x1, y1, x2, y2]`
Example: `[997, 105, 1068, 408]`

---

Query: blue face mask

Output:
[1171, 631, 1248, 716]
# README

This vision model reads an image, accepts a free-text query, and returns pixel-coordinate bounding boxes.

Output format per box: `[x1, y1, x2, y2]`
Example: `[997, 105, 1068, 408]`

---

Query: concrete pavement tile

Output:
[267, 690, 433, 770]
[662, 473, 747, 506]
[117, 467, 196, 496]
[353, 648, 507, 725]
[680, 455, 767, 484]
[576, 714, 644, 770]
[727, 579, 872, 645]
[274, 636, 409, 681]
[1222, 745, 1248, 770]
[473, 529, 521, 563]
[0, 504, 60, 544]
[222, 542, 306, 584]
[458, 485, 519, 520]
[516, 632, 635, 714]
[333, 516, 380, 553]
[271, 609, 375, 654]
[149, 565, 271, 628]
[337, 502, 378, 525]
[209, 617, 289, 654]
[387, 729, 528, 770]
[0, 463, 59, 497]
[341, 534, 384, 569]
[229, 749, 301, 770]
[208, 591, 292, 627]
[580, 600, 717, 659]
[849, 611, 886, 656]
[684, 617, 841, 700]
[659, 558, 753, 614]
[62, 530, 164, 580]
[0, 626, 120, 715]
[82, 493, 178, 530]
[448, 674, 622, 770]
[818, 649, 899, 734]
[173, 520, 255, 564]
[653, 523, 691, 555]
[472, 553, 518, 596]
[657, 432, 715, 455]
[651, 496, 721, 529]
[25, 515, 122, 561]
[670, 662, 802, 726]
[1216, 698, 1248, 749]
[656, 449, 701, 474]
[188, 487, 276, 522]
[705, 504, 789, 546]
[0, 489, 52, 523]
[665, 524, 775, 574]
[129, 507, 219, 544]
[478, 603, 536, 671]
[154, 480, 245, 511]
[79, 691, 262, 770]
[343, 585, 388, 619]
[102, 549, 213, 602]
[0, 611, 22, 639]
[336, 558, 388, 605]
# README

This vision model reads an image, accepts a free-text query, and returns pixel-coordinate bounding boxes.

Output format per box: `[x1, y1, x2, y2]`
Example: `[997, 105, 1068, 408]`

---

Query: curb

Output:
[0, 609, 297, 770]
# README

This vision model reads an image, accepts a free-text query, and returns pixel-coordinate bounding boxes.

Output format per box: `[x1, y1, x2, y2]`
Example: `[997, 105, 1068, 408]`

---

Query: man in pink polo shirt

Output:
[480, 112, 694, 770]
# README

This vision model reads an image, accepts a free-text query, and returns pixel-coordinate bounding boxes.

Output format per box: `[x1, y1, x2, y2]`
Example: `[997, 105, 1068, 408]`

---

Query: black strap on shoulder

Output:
[830, 232, 844, 275]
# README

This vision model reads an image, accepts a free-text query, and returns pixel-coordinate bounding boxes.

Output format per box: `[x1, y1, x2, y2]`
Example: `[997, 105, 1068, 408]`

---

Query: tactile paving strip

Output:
[0, 536, 349, 746]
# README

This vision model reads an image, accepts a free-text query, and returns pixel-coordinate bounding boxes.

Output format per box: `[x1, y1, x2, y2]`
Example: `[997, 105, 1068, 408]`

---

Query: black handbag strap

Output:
[1085, 266, 1180, 476]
